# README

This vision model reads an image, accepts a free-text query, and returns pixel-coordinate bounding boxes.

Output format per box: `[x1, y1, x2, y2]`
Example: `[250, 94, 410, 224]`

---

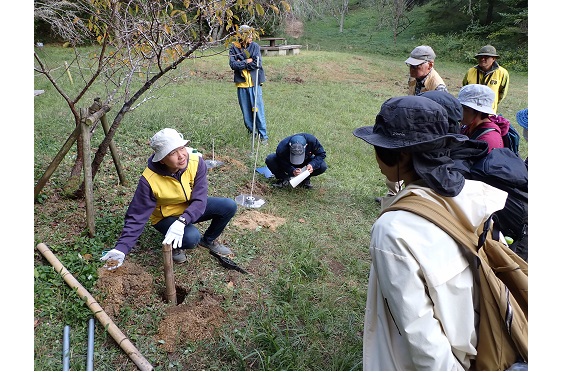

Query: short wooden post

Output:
[162, 244, 177, 304]
[80, 108, 96, 237]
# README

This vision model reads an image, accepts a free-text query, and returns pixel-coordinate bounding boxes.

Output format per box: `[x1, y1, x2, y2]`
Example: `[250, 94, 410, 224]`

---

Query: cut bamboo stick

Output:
[36, 243, 153, 371]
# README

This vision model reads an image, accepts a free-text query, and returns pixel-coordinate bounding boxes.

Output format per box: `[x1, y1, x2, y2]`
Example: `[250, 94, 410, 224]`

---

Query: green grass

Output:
[33, 8, 527, 371]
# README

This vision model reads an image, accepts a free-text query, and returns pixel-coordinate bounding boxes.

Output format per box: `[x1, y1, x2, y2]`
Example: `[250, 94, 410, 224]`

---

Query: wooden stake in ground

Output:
[162, 243, 177, 304]
[36, 243, 154, 371]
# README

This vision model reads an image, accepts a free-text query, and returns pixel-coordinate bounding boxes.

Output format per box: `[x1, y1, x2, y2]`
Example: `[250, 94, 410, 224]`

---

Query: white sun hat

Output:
[149, 128, 189, 162]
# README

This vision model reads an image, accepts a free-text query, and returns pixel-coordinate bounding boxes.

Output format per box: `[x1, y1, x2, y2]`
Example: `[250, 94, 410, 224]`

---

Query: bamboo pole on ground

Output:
[162, 244, 177, 304]
[36, 243, 154, 371]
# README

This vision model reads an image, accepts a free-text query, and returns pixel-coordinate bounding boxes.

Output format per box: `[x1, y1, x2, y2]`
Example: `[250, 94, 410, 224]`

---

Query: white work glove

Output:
[162, 220, 185, 248]
[100, 249, 125, 271]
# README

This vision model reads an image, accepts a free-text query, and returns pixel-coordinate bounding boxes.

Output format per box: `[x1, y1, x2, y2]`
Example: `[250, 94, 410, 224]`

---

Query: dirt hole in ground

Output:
[159, 284, 188, 305]
[94, 208, 288, 352]
[96, 262, 225, 352]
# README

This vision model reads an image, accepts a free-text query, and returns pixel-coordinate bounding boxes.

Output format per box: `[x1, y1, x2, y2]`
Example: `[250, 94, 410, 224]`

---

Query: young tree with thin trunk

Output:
[34, 0, 290, 197]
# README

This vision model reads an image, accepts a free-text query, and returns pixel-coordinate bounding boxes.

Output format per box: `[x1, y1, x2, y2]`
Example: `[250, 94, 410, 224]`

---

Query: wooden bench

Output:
[260, 37, 287, 47]
[259, 37, 302, 56]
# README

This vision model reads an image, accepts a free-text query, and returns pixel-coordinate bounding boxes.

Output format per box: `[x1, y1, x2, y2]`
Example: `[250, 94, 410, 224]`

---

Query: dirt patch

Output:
[201, 154, 248, 172]
[155, 289, 225, 352]
[96, 262, 155, 317]
[96, 262, 227, 353]
[232, 210, 286, 231]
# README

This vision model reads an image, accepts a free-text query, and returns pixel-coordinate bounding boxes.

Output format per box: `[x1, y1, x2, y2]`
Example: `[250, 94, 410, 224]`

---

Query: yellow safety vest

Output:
[142, 153, 200, 225]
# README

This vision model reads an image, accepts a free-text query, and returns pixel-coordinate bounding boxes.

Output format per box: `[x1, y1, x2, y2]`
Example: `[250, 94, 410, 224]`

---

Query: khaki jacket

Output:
[407, 68, 446, 95]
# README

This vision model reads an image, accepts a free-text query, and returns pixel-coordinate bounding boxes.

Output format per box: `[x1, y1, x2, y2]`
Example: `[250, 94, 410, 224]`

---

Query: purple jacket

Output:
[114, 153, 208, 255]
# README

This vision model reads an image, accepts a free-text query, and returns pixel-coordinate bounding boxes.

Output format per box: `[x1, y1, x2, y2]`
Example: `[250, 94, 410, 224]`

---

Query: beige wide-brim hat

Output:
[150, 128, 189, 162]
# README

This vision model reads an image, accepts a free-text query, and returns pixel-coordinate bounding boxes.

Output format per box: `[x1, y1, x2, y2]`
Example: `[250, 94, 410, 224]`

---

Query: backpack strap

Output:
[382, 194, 529, 368]
[471, 127, 498, 141]
[382, 194, 528, 305]
[381, 194, 483, 255]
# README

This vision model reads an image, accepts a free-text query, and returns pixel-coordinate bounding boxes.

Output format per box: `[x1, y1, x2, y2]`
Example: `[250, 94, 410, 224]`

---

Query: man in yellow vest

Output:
[101, 128, 237, 269]
[462, 45, 510, 114]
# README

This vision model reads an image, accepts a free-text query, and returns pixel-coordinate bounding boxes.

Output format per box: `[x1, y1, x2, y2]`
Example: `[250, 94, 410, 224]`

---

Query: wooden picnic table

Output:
[260, 37, 287, 47]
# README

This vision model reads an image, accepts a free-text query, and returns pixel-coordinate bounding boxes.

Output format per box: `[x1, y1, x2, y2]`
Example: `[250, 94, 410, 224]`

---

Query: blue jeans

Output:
[153, 196, 237, 250]
[265, 153, 328, 180]
[237, 85, 267, 140]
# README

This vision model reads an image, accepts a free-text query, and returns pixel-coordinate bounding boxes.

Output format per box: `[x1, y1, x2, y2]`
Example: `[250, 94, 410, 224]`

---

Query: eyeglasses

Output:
[407, 62, 427, 69]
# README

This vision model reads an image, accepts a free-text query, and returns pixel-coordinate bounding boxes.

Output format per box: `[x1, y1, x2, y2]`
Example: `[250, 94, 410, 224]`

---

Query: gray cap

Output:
[457, 84, 496, 115]
[405, 45, 436, 65]
[475, 45, 500, 58]
[289, 135, 307, 165]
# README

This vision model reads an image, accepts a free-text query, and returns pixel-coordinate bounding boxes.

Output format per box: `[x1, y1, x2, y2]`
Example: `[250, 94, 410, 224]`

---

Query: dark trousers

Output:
[153, 196, 237, 250]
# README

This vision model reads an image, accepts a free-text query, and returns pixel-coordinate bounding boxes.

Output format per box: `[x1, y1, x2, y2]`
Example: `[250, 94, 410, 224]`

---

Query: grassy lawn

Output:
[33, 44, 527, 370]
[31, 3, 529, 369]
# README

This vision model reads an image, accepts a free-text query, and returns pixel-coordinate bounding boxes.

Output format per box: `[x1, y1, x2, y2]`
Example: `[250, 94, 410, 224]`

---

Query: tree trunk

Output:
[485, 0, 496, 25]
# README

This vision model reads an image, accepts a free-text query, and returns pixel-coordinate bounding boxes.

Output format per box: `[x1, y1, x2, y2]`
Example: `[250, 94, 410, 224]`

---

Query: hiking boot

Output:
[261, 138, 269, 146]
[272, 178, 290, 188]
[198, 239, 234, 257]
[300, 178, 313, 189]
[172, 248, 187, 263]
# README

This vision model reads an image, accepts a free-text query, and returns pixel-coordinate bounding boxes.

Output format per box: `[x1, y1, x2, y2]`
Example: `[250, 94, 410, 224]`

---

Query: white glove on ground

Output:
[162, 220, 185, 248]
[100, 249, 125, 271]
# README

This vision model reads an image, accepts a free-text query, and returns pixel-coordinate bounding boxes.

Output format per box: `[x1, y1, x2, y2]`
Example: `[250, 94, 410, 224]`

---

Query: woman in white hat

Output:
[458, 84, 511, 153]
[100, 128, 238, 270]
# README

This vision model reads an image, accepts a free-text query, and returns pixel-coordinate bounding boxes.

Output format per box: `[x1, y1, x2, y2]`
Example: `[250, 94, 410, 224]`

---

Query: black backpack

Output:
[452, 143, 528, 262]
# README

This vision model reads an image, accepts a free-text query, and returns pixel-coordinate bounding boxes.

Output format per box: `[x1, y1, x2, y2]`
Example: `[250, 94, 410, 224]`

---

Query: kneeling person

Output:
[265, 133, 327, 189]
[101, 128, 237, 270]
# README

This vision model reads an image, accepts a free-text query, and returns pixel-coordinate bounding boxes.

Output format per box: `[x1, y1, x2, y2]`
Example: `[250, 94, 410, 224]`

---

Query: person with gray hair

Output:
[405, 45, 448, 96]
[353, 95, 509, 370]
[100, 128, 238, 270]
[229, 24, 269, 144]
[377, 45, 449, 204]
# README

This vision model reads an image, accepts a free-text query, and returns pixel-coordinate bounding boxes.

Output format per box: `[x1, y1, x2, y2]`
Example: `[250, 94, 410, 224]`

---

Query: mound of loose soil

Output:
[96, 262, 226, 352]
[93, 206, 288, 354]
[232, 210, 286, 231]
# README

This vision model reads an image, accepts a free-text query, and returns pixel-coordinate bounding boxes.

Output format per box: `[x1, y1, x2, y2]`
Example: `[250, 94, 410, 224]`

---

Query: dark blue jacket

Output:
[229, 41, 266, 85]
[274, 133, 327, 175]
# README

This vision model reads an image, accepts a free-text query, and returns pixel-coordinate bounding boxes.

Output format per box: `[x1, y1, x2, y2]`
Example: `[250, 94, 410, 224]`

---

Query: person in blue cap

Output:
[265, 133, 328, 189]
